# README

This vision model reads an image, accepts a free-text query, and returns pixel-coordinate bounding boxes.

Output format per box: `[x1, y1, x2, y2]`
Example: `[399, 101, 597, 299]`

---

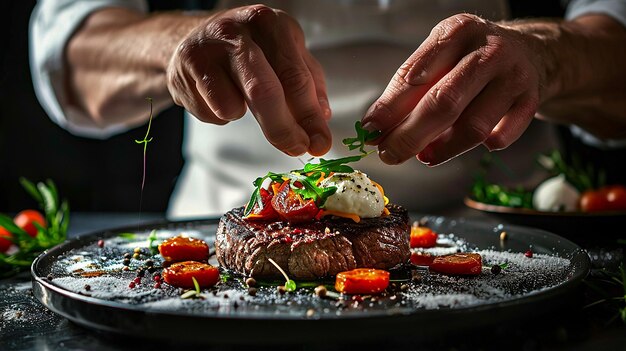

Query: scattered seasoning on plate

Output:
[97, 240, 105, 248]
[491, 265, 502, 275]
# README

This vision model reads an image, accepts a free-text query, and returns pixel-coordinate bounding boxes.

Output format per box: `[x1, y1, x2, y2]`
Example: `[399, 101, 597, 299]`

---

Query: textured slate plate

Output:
[31, 216, 590, 344]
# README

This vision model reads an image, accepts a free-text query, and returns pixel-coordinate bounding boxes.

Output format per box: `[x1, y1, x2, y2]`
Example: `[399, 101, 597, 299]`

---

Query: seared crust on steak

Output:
[215, 204, 410, 280]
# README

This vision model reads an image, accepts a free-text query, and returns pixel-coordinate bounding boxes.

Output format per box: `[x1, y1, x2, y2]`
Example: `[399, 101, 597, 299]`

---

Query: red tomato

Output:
[410, 226, 437, 248]
[158, 236, 209, 262]
[580, 189, 609, 212]
[245, 188, 279, 221]
[430, 253, 482, 275]
[0, 226, 13, 253]
[14, 209, 46, 237]
[271, 180, 319, 223]
[410, 251, 435, 266]
[580, 185, 626, 212]
[605, 185, 626, 211]
[162, 261, 220, 289]
[335, 268, 390, 295]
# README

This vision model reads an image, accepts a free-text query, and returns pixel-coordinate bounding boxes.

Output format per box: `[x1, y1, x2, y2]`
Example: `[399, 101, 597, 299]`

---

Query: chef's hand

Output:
[361, 14, 544, 166]
[167, 5, 331, 156]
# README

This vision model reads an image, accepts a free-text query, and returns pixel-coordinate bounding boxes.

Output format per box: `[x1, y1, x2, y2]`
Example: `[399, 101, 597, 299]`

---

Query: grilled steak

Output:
[215, 204, 410, 280]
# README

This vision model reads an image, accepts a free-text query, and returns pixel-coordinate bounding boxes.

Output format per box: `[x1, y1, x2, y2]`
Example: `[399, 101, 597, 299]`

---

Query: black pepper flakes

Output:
[491, 265, 502, 275]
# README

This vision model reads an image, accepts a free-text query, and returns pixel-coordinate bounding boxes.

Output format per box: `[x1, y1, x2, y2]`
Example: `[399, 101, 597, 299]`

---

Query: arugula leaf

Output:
[342, 121, 382, 154]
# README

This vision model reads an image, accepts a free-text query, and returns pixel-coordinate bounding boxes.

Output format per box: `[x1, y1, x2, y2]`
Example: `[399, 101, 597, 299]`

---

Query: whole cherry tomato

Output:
[579, 189, 609, 212]
[14, 209, 46, 237]
[580, 185, 626, 212]
[271, 180, 319, 223]
[162, 261, 220, 289]
[335, 268, 390, 295]
[605, 185, 626, 211]
[430, 253, 482, 275]
[0, 227, 13, 253]
[410, 226, 437, 248]
[158, 236, 209, 262]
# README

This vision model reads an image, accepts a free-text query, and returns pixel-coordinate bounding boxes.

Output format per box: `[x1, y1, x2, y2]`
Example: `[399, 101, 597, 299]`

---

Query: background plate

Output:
[31, 216, 590, 344]
[464, 197, 626, 242]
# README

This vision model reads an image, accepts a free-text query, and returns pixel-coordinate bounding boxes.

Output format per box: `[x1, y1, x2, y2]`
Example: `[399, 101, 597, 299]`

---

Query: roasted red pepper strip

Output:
[162, 261, 220, 289]
[271, 180, 319, 223]
[158, 236, 209, 263]
[335, 268, 390, 295]
[430, 253, 482, 275]
[410, 226, 437, 248]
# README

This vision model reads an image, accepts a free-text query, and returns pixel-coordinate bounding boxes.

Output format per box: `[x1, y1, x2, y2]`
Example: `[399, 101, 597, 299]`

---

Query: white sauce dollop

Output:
[532, 174, 580, 212]
[319, 171, 384, 218]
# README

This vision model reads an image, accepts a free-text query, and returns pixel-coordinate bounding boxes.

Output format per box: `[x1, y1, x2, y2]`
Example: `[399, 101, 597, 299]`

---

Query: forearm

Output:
[66, 8, 206, 126]
[507, 15, 626, 139]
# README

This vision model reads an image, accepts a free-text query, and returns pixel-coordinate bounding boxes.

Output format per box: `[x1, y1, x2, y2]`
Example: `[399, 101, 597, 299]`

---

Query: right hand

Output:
[166, 5, 332, 156]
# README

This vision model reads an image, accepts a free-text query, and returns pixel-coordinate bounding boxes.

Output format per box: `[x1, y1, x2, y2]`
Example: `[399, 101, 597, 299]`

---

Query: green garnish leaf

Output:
[118, 233, 137, 240]
[285, 279, 297, 292]
[180, 290, 198, 299]
[147, 229, 158, 254]
[192, 276, 201, 294]
[342, 121, 382, 154]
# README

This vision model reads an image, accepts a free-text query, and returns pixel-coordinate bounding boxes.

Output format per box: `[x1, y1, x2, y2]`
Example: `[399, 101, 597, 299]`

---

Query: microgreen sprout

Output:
[135, 98, 155, 211]
[180, 277, 203, 299]
[268, 258, 296, 292]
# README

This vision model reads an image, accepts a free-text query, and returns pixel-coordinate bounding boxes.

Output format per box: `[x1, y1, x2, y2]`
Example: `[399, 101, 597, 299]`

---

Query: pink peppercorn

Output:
[525, 250, 533, 258]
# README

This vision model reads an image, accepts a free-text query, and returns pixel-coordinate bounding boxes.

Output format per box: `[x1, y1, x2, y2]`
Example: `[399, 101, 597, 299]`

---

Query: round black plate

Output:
[31, 216, 590, 344]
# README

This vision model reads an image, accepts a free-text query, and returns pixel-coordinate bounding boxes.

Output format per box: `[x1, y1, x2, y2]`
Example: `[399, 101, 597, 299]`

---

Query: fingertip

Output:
[308, 132, 331, 156]
[319, 98, 332, 121]
[378, 148, 401, 165]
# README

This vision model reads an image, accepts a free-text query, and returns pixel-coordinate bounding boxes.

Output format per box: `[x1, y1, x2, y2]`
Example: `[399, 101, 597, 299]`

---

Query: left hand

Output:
[361, 14, 545, 166]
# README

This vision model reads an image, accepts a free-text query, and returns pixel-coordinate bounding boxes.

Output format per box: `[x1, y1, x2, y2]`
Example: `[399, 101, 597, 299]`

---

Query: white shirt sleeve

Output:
[29, 0, 148, 139]
[566, 0, 626, 26]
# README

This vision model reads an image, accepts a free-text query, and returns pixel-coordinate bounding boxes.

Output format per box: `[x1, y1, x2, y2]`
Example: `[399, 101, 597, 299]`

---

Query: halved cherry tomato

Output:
[580, 185, 626, 212]
[410, 226, 437, 248]
[271, 180, 319, 223]
[14, 209, 46, 237]
[430, 253, 482, 275]
[162, 261, 220, 289]
[410, 251, 435, 266]
[245, 188, 279, 221]
[158, 236, 209, 262]
[0, 227, 13, 253]
[335, 268, 390, 295]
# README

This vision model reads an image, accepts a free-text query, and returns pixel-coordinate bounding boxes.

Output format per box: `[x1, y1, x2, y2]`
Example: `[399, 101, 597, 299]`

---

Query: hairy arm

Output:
[527, 14, 626, 139]
[362, 13, 626, 166]
[64, 5, 331, 156]
[65, 8, 203, 127]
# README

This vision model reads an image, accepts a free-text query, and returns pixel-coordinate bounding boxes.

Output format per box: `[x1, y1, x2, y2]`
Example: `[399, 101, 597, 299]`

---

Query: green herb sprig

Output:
[244, 121, 381, 216]
[0, 178, 69, 278]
